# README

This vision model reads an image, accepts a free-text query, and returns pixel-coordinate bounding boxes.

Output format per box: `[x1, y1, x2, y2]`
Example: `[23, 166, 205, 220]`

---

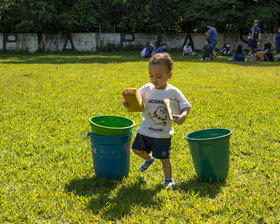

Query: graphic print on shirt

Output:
[148, 106, 167, 126]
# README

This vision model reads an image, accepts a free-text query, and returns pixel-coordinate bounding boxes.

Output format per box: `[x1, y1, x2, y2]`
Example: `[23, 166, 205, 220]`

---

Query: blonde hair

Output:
[149, 53, 173, 72]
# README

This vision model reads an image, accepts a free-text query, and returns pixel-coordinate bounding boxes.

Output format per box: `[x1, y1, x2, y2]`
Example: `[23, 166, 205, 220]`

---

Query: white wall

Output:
[3, 33, 38, 52]
[0, 32, 277, 53]
[72, 33, 97, 52]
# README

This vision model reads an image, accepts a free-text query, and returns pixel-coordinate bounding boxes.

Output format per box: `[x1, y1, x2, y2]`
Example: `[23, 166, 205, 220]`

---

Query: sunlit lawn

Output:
[0, 51, 279, 223]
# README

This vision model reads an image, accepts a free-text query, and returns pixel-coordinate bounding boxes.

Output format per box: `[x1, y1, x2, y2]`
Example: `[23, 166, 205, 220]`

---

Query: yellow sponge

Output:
[163, 99, 180, 120]
[122, 88, 144, 112]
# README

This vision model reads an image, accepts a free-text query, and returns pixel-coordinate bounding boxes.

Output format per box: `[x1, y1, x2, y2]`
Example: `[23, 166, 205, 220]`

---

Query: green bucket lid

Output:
[185, 128, 232, 142]
[89, 115, 135, 136]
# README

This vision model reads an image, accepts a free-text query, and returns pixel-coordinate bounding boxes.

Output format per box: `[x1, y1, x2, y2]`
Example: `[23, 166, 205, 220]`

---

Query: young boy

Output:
[200, 38, 213, 61]
[183, 42, 196, 56]
[248, 19, 262, 56]
[123, 53, 191, 188]
[255, 42, 274, 62]
[154, 42, 167, 54]
[220, 42, 232, 56]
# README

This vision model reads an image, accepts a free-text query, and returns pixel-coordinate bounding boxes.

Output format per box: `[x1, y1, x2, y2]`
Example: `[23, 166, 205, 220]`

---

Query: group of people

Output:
[141, 20, 280, 62]
[200, 20, 280, 62]
[141, 42, 168, 58]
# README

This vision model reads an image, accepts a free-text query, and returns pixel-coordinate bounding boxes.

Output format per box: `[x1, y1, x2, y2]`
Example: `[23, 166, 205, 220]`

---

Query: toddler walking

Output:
[123, 53, 191, 188]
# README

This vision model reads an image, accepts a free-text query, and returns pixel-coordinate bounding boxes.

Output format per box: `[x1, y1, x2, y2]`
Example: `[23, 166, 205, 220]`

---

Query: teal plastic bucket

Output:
[87, 131, 134, 179]
[184, 128, 232, 182]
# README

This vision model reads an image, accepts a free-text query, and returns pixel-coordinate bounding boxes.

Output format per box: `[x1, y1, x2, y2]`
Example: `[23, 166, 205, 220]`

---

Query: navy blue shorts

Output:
[132, 133, 171, 159]
[210, 42, 217, 49]
[248, 39, 258, 49]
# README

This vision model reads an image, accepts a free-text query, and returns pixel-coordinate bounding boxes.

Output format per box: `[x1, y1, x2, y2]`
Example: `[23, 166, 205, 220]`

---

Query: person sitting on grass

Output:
[123, 53, 191, 188]
[230, 44, 246, 62]
[200, 38, 213, 61]
[182, 42, 196, 56]
[154, 42, 167, 54]
[255, 42, 274, 62]
[273, 27, 280, 61]
[220, 42, 232, 56]
[141, 41, 155, 58]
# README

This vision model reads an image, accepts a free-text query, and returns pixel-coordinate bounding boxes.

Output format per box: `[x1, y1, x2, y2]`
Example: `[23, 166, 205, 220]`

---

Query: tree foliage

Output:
[0, 0, 279, 33]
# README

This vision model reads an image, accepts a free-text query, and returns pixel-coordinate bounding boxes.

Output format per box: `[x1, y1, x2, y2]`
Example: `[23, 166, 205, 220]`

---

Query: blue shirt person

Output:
[154, 42, 167, 54]
[144, 41, 155, 58]
[200, 39, 213, 61]
[145, 45, 154, 58]
[248, 19, 262, 56]
[274, 27, 280, 53]
[206, 24, 218, 48]
[232, 45, 245, 62]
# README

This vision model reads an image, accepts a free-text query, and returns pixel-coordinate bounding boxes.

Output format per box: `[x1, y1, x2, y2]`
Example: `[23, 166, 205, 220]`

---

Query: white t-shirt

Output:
[183, 46, 192, 53]
[137, 83, 191, 138]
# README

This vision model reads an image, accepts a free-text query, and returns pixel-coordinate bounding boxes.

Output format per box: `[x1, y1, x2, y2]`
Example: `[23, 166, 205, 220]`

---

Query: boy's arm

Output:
[173, 107, 190, 125]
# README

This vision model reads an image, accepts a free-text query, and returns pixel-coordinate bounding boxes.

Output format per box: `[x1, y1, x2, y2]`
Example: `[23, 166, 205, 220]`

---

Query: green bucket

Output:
[89, 115, 135, 136]
[184, 128, 232, 182]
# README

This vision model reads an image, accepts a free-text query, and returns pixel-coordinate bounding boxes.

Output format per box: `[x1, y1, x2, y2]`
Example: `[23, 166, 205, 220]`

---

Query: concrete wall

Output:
[99, 33, 120, 47]
[3, 33, 38, 52]
[72, 33, 97, 51]
[0, 32, 277, 53]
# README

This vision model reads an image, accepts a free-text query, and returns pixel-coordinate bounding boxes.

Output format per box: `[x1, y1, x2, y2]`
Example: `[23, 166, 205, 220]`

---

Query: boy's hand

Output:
[173, 108, 190, 125]
[173, 114, 187, 125]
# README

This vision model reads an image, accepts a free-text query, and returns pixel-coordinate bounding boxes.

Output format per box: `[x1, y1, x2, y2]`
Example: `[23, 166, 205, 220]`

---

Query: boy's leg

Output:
[132, 134, 155, 172]
[133, 149, 152, 161]
[160, 158, 172, 179]
[248, 48, 253, 56]
[161, 158, 174, 187]
[133, 149, 155, 172]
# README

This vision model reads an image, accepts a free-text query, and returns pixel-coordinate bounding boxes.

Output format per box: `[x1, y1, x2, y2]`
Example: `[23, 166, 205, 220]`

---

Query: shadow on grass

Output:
[0, 51, 279, 66]
[65, 176, 162, 221]
[175, 176, 226, 198]
[0, 51, 146, 64]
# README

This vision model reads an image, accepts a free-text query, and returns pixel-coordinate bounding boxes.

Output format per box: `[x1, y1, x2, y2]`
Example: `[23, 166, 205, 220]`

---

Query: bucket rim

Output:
[89, 115, 135, 130]
[184, 128, 232, 141]
[88, 131, 134, 138]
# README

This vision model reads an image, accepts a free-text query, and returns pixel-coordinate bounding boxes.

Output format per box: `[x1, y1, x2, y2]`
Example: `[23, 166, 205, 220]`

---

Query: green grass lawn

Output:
[0, 51, 279, 223]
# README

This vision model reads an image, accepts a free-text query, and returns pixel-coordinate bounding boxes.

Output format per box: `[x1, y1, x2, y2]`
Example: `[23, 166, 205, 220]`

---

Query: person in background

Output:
[182, 42, 196, 56]
[220, 42, 232, 56]
[154, 42, 167, 54]
[200, 38, 213, 61]
[142, 41, 155, 58]
[248, 19, 262, 56]
[230, 44, 245, 61]
[273, 27, 280, 61]
[255, 42, 274, 61]
[205, 23, 218, 56]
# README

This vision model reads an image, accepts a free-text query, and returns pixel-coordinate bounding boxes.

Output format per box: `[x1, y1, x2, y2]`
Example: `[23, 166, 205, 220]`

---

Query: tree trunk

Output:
[182, 23, 195, 50]
[240, 30, 248, 44]
[156, 31, 163, 47]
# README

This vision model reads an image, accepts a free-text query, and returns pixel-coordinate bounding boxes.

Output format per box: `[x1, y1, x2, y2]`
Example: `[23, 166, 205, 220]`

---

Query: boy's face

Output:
[254, 22, 258, 27]
[149, 64, 172, 89]
[278, 28, 280, 33]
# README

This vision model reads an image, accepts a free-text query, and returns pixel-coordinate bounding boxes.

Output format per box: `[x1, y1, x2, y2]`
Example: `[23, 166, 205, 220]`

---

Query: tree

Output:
[177, 0, 280, 33]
